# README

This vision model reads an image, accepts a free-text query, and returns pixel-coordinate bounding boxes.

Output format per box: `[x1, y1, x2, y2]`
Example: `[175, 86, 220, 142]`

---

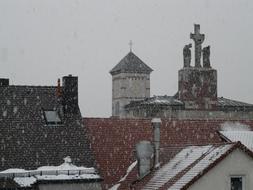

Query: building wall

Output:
[112, 73, 150, 117]
[188, 149, 253, 190]
[38, 182, 102, 190]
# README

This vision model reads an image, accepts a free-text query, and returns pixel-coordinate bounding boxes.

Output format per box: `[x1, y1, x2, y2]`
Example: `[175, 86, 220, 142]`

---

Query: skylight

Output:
[44, 110, 62, 125]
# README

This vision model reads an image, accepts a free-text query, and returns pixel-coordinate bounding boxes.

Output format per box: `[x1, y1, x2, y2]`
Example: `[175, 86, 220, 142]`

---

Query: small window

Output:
[230, 176, 245, 190]
[44, 110, 62, 125]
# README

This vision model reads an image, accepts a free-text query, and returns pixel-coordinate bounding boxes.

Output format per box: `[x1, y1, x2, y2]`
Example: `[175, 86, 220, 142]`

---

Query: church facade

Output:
[110, 24, 253, 119]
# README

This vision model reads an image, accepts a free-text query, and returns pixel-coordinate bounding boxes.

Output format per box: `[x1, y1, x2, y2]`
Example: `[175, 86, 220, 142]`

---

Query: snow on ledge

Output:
[0, 156, 100, 187]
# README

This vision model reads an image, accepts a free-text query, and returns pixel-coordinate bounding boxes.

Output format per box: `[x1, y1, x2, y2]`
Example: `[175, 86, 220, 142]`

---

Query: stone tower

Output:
[178, 24, 217, 110]
[110, 51, 153, 117]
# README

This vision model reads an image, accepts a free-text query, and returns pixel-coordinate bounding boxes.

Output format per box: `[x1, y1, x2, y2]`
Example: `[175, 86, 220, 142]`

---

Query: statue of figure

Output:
[183, 43, 192, 67]
[203, 46, 211, 68]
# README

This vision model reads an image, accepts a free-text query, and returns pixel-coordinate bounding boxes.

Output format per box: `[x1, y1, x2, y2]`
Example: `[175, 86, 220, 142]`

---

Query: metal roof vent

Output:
[136, 140, 153, 179]
[152, 118, 161, 168]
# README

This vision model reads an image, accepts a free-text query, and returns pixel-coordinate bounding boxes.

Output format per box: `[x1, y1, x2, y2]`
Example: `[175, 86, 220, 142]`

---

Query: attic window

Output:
[230, 176, 245, 190]
[44, 110, 62, 125]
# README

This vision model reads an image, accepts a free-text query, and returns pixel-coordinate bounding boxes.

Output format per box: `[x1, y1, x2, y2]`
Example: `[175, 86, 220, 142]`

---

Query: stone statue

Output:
[202, 46, 211, 68]
[183, 43, 192, 67]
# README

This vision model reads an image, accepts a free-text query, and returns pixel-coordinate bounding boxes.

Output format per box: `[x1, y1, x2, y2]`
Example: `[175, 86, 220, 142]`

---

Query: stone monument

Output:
[183, 43, 192, 67]
[203, 46, 211, 68]
[190, 24, 205, 67]
[178, 24, 217, 110]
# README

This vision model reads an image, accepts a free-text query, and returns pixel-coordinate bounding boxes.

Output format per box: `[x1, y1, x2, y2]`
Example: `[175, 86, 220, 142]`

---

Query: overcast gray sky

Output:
[0, 0, 252, 117]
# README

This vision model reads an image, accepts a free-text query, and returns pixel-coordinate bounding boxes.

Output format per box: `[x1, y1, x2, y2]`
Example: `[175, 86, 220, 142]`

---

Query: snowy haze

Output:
[0, 0, 253, 117]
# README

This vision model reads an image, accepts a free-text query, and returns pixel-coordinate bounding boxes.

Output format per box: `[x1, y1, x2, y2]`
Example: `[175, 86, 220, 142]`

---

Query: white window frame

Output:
[230, 175, 245, 190]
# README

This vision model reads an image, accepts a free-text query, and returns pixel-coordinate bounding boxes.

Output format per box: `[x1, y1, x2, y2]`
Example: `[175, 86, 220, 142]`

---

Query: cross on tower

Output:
[129, 40, 133, 52]
[190, 24, 205, 67]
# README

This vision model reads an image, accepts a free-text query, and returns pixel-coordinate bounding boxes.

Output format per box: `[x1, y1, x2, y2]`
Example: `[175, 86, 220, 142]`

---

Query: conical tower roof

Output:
[110, 51, 153, 75]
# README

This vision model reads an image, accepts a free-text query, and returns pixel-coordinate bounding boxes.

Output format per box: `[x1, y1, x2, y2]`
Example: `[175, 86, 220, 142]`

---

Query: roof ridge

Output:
[162, 142, 235, 148]
[178, 143, 241, 190]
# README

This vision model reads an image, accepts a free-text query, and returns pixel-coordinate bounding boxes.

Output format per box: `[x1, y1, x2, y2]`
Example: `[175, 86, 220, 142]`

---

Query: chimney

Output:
[62, 75, 79, 114]
[136, 141, 153, 179]
[152, 118, 161, 168]
[0, 78, 9, 87]
[56, 78, 61, 98]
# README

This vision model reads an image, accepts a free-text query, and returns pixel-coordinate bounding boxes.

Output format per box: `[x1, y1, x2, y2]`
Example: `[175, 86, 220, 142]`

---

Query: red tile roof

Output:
[84, 118, 253, 189]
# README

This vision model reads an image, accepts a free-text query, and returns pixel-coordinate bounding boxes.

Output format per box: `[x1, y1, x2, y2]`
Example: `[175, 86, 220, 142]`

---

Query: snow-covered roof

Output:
[125, 95, 184, 108]
[0, 157, 101, 188]
[125, 96, 253, 111]
[220, 131, 253, 151]
[142, 143, 246, 190]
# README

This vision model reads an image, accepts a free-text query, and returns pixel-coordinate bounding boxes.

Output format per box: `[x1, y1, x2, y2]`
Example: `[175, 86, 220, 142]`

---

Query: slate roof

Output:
[0, 178, 23, 190]
[84, 118, 253, 189]
[110, 52, 153, 75]
[217, 97, 253, 111]
[0, 84, 96, 172]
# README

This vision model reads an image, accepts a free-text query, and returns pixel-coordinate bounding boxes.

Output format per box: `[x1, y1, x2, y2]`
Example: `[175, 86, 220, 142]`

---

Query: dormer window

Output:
[43, 110, 62, 126]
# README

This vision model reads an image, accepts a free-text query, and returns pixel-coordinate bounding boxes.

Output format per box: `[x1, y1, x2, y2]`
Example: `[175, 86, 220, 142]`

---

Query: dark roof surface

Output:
[0, 85, 95, 172]
[110, 51, 153, 75]
[84, 118, 253, 189]
[126, 96, 253, 111]
[0, 178, 22, 189]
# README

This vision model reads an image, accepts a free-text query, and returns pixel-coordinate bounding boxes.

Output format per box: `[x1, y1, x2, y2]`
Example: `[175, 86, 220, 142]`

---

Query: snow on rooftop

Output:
[147, 96, 183, 105]
[0, 168, 26, 173]
[0, 156, 100, 187]
[143, 145, 212, 190]
[14, 176, 37, 187]
[220, 122, 251, 131]
[169, 144, 233, 190]
[109, 183, 121, 190]
[220, 122, 253, 151]
[143, 144, 233, 190]
[220, 131, 253, 151]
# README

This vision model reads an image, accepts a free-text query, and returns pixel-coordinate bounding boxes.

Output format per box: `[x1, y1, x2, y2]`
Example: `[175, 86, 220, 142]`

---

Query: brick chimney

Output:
[0, 78, 9, 87]
[62, 75, 79, 114]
